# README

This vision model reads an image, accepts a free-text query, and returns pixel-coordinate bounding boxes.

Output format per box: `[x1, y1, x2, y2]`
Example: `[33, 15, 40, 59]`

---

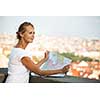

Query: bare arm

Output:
[21, 57, 70, 76]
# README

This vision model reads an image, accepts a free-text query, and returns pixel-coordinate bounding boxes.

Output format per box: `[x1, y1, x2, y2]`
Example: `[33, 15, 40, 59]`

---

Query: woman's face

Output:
[21, 25, 35, 43]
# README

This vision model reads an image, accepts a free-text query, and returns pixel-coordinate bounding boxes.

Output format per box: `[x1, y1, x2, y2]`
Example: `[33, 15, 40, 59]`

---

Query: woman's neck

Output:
[15, 40, 28, 49]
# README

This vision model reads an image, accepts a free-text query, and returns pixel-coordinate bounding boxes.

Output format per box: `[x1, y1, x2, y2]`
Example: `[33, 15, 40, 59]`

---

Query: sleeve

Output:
[18, 50, 32, 61]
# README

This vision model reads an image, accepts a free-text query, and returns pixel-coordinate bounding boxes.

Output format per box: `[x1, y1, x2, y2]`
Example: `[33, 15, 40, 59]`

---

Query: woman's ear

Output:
[19, 32, 24, 38]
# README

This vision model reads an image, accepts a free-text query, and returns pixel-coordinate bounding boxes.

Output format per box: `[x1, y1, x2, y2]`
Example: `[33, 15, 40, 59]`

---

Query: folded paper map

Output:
[31, 52, 72, 77]
[41, 52, 71, 69]
[41, 52, 72, 77]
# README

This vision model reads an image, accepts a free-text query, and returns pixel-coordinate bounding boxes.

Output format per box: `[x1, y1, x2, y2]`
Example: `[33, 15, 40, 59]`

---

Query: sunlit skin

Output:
[16, 25, 35, 49]
[15, 25, 70, 76]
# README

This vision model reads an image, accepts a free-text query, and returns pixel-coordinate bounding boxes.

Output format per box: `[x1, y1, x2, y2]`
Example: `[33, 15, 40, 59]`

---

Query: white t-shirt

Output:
[5, 48, 32, 83]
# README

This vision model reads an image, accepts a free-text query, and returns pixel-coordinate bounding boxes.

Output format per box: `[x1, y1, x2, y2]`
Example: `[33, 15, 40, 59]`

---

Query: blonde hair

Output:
[16, 22, 34, 40]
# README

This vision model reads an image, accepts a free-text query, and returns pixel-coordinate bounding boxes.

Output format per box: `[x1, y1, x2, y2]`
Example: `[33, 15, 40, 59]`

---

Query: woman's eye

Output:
[29, 32, 32, 34]
[29, 32, 35, 34]
[33, 32, 35, 34]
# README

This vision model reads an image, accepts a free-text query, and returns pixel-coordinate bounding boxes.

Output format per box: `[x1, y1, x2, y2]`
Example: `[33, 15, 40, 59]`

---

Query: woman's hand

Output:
[44, 50, 49, 61]
[61, 64, 71, 74]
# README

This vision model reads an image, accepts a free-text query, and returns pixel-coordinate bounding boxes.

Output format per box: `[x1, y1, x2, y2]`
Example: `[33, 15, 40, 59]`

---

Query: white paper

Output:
[40, 52, 72, 77]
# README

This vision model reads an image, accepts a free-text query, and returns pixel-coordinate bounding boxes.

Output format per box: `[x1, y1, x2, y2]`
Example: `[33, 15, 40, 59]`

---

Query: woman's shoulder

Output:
[10, 47, 31, 58]
[12, 47, 24, 52]
[14, 48, 32, 57]
[10, 48, 26, 56]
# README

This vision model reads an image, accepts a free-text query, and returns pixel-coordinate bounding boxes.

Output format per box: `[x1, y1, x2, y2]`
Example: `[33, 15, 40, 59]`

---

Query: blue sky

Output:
[0, 16, 100, 39]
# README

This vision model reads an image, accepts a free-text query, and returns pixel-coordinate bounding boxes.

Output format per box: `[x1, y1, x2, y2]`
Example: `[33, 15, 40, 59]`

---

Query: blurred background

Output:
[0, 16, 100, 80]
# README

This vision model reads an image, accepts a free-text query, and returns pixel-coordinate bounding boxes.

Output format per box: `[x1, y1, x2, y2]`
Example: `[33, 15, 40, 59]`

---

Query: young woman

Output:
[5, 22, 70, 83]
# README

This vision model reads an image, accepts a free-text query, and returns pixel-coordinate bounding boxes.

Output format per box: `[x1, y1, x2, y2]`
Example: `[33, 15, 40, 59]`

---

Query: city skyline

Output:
[0, 16, 100, 39]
